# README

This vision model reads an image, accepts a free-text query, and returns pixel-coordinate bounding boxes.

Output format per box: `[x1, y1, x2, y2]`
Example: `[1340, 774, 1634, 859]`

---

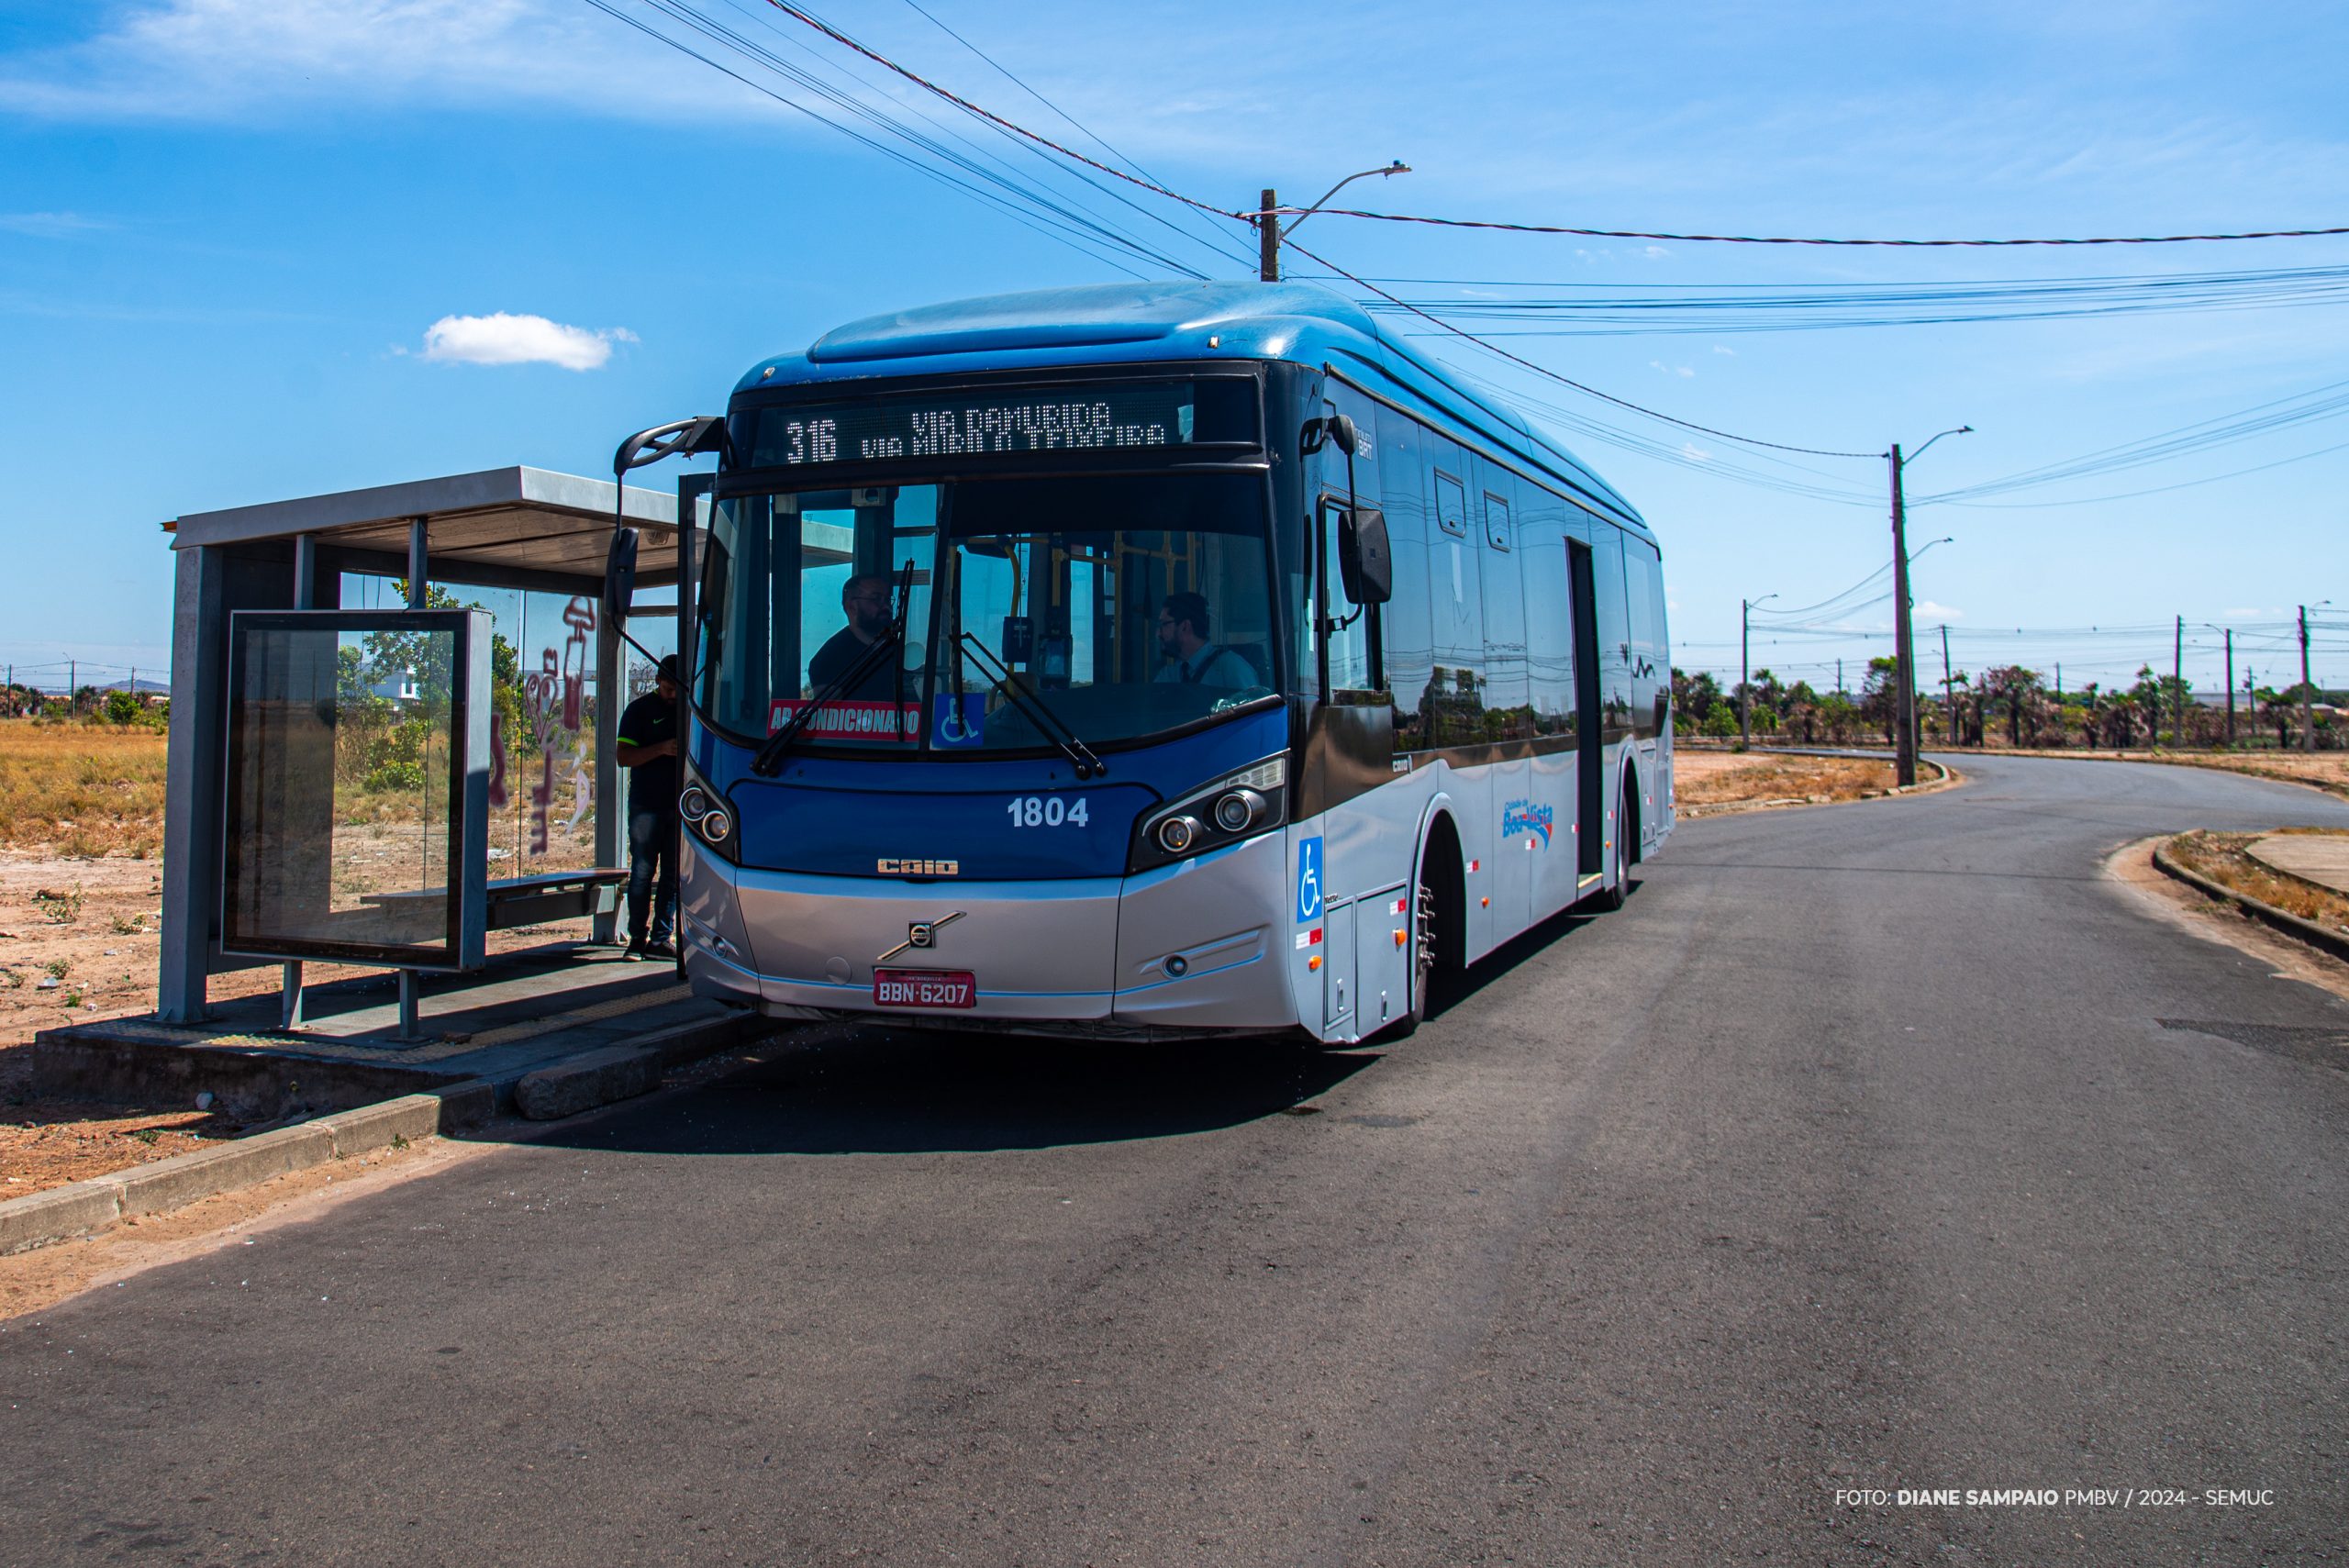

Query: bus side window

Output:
[1520, 501, 1575, 737]
[1376, 404, 1434, 751]
[1426, 445, 1485, 744]
[1433, 470, 1468, 537]
[1478, 472, 1530, 736]
[1592, 526, 1632, 734]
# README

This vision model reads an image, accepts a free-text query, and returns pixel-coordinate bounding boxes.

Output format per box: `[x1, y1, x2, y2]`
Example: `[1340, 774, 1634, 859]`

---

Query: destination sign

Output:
[748, 382, 1245, 468]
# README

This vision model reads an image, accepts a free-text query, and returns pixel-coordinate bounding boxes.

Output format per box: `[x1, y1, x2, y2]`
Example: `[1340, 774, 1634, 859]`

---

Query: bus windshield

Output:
[698, 472, 1278, 753]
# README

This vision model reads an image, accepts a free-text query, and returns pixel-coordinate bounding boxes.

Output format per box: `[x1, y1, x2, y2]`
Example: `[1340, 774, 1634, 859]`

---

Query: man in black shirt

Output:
[807, 573, 896, 700]
[616, 655, 682, 959]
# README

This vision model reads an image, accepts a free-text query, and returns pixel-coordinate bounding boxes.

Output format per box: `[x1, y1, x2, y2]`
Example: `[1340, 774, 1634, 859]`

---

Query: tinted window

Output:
[1376, 404, 1435, 751]
[1478, 473, 1531, 738]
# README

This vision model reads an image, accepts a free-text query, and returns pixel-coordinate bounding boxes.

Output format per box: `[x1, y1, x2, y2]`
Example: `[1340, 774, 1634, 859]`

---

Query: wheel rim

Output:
[1413, 879, 1436, 1000]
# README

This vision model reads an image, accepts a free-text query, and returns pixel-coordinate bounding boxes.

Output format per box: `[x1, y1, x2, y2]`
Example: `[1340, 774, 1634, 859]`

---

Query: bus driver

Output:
[807, 573, 896, 700]
[1152, 591, 1258, 688]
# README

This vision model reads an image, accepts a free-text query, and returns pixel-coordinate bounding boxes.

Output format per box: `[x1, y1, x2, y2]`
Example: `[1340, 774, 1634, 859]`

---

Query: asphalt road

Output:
[7, 755, 2348, 1566]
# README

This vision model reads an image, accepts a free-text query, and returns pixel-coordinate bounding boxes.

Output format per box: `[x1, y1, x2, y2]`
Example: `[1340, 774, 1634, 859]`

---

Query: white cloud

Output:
[1678, 441, 1711, 462]
[0, 211, 109, 238]
[1916, 600, 1965, 620]
[1651, 361, 1696, 378]
[420, 313, 635, 372]
[1640, 244, 1671, 259]
[0, 0, 756, 123]
[1711, 344, 1737, 356]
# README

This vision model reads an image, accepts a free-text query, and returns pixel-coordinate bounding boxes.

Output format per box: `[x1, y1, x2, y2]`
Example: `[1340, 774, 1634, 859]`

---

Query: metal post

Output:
[397, 969, 422, 1042]
[2224, 628, 2235, 744]
[1258, 188, 1280, 283]
[406, 519, 428, 609]
[1940, 624, 1954, 748]
[2300, 605, 2316, 752]
[1889, 446, 1918, 786]
[592, 567, 623, 943]
[675, 473, 710, 978]
[2173, 614, 2185, 748]
[278, 532, 317, 1033]
[1739, 597, 1751, 746]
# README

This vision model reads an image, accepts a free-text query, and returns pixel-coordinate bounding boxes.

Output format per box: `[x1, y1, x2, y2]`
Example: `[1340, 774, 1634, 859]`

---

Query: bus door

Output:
[1308, 383, 1412, 1039]
[1565, 536, 1606, 883]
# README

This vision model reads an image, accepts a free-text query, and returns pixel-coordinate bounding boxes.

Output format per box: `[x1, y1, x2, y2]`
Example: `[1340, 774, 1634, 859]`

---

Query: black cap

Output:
[657, 654, 680, 681]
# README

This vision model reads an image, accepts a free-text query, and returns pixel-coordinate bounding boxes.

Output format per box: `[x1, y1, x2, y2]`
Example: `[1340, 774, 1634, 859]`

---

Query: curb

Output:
[511, 1011, 757, 1121]
[2151, 842, 2349, 966]
[0, 1080, 490, 1259]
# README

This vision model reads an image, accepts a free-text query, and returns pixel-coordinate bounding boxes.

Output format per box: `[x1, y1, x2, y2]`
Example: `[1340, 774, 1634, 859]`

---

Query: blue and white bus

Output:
[661, 280, 1670, 1044]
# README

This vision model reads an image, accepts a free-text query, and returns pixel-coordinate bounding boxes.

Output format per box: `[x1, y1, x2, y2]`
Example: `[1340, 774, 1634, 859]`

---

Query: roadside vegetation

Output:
[2165, 829, 2349, 939]
[0, 721, 170, 859]
[1674, 751, 1907, 815]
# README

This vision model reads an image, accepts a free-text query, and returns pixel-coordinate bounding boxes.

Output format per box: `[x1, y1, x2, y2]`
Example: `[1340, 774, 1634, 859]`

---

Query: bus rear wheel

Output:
[1589, 773, 1635, 912]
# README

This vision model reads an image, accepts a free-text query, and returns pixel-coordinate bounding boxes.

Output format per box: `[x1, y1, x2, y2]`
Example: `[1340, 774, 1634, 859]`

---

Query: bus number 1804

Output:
[1007, 795, 1088, 828]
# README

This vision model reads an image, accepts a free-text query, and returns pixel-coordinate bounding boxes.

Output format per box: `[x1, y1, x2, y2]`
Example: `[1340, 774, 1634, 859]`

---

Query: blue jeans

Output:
[627, 809, 677, 946]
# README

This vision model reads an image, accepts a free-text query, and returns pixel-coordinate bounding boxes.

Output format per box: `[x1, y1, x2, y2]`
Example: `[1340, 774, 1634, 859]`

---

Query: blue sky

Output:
[3, 0, 2344, 695]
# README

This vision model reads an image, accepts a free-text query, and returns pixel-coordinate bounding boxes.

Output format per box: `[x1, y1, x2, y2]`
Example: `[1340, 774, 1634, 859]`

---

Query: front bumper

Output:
[679, 832, 1299, 1036]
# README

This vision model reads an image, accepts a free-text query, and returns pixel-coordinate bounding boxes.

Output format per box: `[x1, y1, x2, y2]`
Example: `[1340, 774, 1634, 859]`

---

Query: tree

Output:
[2255, 685, 2296, 748]
[1977, 666, 2045, 748]
[101, 689, 142, 726]
[1672, 668, 1722, 732]
[1702, 698, 1737, 739]
[1860, 657, 1902, 745]
[1819, 691, 1859, 744]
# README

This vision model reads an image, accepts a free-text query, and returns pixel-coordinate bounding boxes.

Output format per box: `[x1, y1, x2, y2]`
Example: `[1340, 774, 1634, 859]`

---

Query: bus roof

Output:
[738, 280, 1645, 530]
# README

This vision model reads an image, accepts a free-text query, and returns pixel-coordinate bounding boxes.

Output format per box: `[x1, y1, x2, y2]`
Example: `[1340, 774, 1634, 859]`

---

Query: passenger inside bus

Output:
[1152, 591, 1260, 688]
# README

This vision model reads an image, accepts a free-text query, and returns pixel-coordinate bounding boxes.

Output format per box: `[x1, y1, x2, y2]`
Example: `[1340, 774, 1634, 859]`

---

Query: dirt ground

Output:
[1672, 749, 1909, 814]
[0, 848, 597, 1198]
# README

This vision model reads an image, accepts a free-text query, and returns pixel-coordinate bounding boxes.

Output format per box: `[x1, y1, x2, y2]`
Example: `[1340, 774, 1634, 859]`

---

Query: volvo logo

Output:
[877, 910, 965, 962]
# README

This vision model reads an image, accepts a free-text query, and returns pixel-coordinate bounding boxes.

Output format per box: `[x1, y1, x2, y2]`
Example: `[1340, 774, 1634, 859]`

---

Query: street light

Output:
[1889, 428, 1971, 784]
[2304, 599, 2333, 753]
[1741, 593, 1777, 747]
[1259, 162, 1410, 280]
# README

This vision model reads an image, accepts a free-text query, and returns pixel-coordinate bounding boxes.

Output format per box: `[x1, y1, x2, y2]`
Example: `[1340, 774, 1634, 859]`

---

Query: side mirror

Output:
[603, 527, 640, 627]
[1327, 413, 1360, 456]
[1336, 506, 1392, 606]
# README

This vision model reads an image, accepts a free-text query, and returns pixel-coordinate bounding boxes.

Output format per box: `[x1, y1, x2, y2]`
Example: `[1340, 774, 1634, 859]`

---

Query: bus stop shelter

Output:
[155, 466, 697, 1035]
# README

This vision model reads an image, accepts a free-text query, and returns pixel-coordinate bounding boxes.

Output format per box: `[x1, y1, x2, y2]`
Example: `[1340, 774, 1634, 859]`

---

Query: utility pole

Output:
[68, 657, 75, 717]
[1940, 626, 1954, 747]
[2173, 614, 2185, 748]
[2300, 604, 2316, 752]
[1836, 657, 1843, 700]
[1740, 595, 1775, 745]
[1258, 189, 1279, 283]
[1889, 446, 1918, 785]
[2223, 628, 2235, 745]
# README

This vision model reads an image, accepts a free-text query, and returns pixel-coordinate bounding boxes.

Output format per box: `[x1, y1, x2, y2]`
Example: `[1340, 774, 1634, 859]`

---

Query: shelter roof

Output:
[163, 466, 680, 585]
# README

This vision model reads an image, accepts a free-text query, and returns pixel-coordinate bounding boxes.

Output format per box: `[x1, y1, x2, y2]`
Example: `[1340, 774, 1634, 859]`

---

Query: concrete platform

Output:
[2248, 831, 2349, 895]
[32, 940, 762, 1121]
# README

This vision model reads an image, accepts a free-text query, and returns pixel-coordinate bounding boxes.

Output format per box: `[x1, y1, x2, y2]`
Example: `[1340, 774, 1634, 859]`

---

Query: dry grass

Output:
[2166, 829, 2349, 937]
[1675, 750, 1902, 813]
[0, 724, 168, 858]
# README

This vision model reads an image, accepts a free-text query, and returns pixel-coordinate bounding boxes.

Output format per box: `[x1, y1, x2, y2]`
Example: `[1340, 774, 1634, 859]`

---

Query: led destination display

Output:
[746, 380, 1252, 468]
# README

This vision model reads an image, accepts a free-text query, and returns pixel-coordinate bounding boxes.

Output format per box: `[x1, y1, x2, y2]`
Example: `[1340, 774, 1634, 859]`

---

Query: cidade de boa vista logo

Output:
[1501, 798, 1553, 848]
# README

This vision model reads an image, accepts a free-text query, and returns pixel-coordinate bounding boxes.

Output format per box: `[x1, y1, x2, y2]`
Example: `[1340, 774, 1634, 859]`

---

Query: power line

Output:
[1280, 207, 2349, 249]
[1279, 233, 1885, 460]
[730, 2, 1887, 466]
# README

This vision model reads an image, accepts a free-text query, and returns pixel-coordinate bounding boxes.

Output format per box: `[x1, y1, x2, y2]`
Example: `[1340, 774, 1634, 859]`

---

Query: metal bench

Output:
[361, 868, 629, 932]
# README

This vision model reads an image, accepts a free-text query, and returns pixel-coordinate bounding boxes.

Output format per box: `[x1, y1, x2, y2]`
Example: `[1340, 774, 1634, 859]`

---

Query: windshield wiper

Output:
[751, 559, 915, 777]
[955, 632, 1106, 780]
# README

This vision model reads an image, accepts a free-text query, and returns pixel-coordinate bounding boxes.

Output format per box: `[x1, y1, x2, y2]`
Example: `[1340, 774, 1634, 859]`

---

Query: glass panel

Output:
[701, 473, 1275, 752]
[940, 473, 1275, 749]
[224, 615, 467, 964]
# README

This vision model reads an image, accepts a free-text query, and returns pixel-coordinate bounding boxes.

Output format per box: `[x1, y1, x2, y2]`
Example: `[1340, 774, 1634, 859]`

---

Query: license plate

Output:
[873, 969, 976, 1009]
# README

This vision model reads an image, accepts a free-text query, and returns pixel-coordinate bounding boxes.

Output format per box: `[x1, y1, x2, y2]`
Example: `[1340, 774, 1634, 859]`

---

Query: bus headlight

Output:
[678, 784, 712, 822]
[697, 806, 732, 844]
[1130, 755, 1286, 873]
[1213, 789, 1264, 833]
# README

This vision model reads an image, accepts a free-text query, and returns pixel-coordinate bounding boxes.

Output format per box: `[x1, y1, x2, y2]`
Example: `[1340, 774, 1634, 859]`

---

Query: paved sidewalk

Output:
[2248, 831, 2349, 895]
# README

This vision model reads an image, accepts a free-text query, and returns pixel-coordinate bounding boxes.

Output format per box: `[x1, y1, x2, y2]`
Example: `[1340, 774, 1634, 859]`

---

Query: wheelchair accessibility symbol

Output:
[1296, 836, 1323, 923]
